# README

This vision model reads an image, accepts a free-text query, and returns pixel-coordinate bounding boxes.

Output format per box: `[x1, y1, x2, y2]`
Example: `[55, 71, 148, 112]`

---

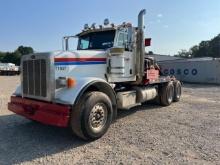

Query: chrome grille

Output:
[23, 59, 47, 97]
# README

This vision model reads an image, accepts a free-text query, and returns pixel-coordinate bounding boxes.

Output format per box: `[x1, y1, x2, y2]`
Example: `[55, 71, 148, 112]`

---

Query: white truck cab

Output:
[8, 9, 182, 140]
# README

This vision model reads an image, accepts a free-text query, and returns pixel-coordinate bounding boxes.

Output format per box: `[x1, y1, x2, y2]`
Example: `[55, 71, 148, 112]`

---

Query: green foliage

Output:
[0, 52, 6, 61]
[176, 34, 220, 58]
[175, 49, 191, 58]
[0, 46, 34, 65]
[16, 46, 34, 56]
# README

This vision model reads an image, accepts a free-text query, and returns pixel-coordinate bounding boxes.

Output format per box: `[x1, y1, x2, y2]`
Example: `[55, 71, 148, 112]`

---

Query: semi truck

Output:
[8, 10, 181, 140]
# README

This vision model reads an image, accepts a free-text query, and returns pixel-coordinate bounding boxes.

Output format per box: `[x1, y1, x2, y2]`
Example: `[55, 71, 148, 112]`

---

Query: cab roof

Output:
[75, 23, 133, 37]
[76, 27, 116, 37]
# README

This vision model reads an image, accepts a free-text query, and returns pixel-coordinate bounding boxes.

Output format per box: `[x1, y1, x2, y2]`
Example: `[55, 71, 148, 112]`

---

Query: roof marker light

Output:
[84, 24, 89, 29]
[91, 23, 96, 29]
[104, 19, 109, 26]
[122, 22, 126, 27]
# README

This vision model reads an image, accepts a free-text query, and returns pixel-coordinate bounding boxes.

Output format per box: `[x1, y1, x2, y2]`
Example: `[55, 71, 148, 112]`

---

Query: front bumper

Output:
[8, 96, 71, 127]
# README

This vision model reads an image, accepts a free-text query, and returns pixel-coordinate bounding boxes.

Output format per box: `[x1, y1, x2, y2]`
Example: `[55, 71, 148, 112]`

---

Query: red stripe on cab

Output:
[55, 58, 106, 62]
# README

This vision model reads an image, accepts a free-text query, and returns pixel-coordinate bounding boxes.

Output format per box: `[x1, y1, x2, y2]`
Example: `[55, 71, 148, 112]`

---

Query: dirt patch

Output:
[0, 76, 219, 164]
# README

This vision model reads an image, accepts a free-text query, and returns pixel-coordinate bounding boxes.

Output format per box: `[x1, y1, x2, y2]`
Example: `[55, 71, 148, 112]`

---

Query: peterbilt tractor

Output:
[8, 9, 181, 140]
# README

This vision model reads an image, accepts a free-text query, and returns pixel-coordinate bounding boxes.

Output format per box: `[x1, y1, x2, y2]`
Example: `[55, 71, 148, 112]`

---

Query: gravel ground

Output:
[0, 76, 220, 165]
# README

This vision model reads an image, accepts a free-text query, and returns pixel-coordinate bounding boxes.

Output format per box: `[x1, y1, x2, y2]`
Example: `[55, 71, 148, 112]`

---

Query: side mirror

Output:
[145, 38, 151, 47]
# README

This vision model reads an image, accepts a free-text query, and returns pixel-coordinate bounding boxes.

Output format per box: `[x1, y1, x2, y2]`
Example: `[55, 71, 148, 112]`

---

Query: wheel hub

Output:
[89, 103, 107, 132]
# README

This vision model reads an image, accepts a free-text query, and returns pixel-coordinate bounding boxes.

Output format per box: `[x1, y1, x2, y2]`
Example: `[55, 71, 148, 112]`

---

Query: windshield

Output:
[77, 30, 115, 50]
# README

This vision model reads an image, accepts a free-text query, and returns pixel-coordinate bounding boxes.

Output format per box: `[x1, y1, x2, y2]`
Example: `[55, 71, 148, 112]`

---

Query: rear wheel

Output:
[173, 81, 181, 102]
[160, 82, 174, 106]
[70, 92, 113, 140]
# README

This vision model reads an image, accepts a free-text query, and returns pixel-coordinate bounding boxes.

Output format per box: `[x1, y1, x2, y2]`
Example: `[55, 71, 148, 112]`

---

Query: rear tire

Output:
[159, 82, 174, 106]
[173, 81, 181, 102]
[70, 92, 113, 140]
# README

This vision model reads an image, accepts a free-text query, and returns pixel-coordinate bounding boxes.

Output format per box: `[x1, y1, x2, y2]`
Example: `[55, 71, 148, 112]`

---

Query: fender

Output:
[75, 80, 117, 120]
[55, 77, 115, 104]
[13, 78, 116, 106]
[55, 77, 117, 119]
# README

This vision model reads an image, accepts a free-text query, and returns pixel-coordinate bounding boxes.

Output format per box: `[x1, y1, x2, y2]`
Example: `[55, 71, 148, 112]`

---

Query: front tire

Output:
[70, 92, 113, 140]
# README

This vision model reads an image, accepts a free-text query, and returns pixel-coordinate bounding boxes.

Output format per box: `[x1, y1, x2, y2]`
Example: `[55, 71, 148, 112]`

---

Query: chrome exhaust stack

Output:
[135, 9, 146, 84]
[138, 9, 146, 30]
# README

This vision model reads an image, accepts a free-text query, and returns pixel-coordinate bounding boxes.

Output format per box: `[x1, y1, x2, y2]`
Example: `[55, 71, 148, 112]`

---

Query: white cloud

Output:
[157, 14, 163, 18]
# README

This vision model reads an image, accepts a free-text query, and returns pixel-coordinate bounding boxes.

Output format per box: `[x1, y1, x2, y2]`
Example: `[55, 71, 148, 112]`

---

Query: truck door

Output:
[107, 29, 136, 82]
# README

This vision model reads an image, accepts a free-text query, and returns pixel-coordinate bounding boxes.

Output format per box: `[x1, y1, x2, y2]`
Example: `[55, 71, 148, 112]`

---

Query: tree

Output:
[176, 49, 191, 58]
[0, 52, 5, 62]
[197, 41, 210, 57]
[16, 46, 34, 55]
[176, 34, 220, 58]
[1, 52, 21, 65]
[209, 34, 220, 58]
[0, 46, 34, 65]
[190, 45, 199, 58]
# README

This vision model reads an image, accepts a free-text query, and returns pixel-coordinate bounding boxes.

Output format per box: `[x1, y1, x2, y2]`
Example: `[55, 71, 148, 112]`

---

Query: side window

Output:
[116, 32, 128, 50]
[79, 37, 89, 49]
[117, 33, 124, 47]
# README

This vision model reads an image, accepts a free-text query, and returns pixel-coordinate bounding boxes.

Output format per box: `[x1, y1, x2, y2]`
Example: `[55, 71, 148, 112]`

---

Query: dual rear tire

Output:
[159, 80, 181, 106]
[173, 81, 182, 102]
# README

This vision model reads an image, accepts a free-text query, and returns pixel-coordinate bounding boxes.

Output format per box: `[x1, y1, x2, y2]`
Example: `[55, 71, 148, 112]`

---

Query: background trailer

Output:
[0, 63, 20, 75]
[158, 58, 220, 84]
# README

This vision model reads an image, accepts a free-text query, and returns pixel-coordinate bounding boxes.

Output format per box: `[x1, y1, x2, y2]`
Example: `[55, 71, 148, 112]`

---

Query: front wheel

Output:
[70, 92, 113, 140]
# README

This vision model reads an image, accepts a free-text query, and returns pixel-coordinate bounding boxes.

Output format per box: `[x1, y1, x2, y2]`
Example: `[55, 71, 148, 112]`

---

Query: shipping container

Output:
[158, 58, 220, 84]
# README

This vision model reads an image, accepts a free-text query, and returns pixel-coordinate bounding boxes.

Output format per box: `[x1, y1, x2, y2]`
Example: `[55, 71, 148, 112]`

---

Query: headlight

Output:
[56, 77, 76, 89]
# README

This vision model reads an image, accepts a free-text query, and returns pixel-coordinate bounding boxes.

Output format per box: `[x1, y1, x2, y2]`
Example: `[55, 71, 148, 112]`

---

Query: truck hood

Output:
[53, 50, 107, 78]
[53, 50, 107, 59]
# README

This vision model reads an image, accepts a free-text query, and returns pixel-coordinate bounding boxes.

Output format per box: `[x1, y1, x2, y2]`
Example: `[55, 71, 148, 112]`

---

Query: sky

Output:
[0, 0, 220, 55]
